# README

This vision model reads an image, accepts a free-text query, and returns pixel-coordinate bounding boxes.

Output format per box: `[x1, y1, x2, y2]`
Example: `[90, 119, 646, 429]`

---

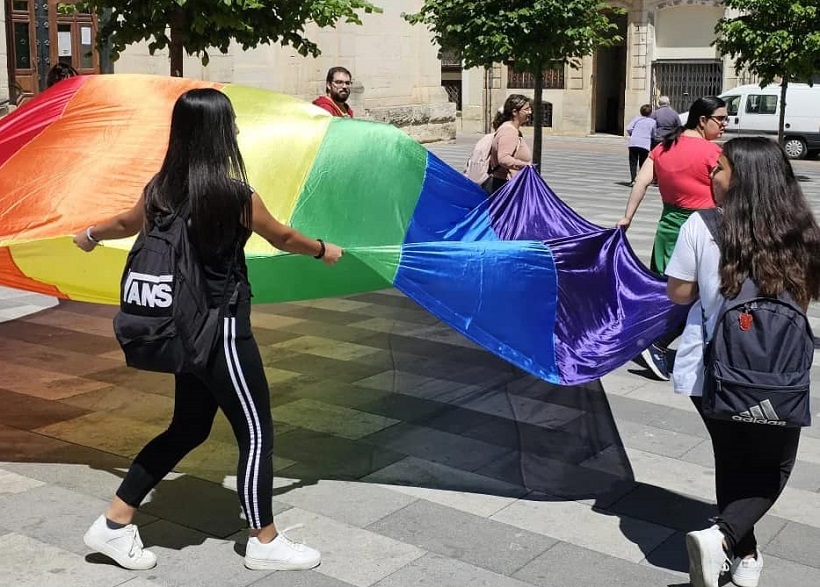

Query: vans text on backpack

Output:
[113, 203, 238, 374]
[698, 209, 814, 427]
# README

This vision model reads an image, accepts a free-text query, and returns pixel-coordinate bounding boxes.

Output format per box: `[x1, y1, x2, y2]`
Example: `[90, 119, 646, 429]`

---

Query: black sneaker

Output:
[640, 344, 669, 381]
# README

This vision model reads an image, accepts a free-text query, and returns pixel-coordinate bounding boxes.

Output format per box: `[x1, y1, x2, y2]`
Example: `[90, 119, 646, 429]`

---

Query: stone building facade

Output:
[3, 1, 753, 138]
[456, 0, 749, 136]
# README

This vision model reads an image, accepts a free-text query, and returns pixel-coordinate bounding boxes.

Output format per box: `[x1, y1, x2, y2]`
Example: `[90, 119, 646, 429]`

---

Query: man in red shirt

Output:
[313, 67, 354, 117]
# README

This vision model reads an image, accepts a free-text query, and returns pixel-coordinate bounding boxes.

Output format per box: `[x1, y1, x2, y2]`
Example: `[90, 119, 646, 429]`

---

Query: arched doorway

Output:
[5, 0, 99, 103]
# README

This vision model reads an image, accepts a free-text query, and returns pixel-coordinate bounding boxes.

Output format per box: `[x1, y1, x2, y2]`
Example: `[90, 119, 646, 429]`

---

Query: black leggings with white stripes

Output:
[116, 300, 274, 528]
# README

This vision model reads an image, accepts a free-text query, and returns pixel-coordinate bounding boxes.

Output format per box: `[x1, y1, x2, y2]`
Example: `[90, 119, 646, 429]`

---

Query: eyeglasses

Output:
[709, 115, 728, 123]
[331, 80, 352, 87]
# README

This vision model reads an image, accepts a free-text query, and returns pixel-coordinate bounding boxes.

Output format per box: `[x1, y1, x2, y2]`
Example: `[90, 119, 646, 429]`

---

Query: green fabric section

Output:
[650, 203, 696, 274]
[246, 247, 400, 303]
[289, 118, 427, 284]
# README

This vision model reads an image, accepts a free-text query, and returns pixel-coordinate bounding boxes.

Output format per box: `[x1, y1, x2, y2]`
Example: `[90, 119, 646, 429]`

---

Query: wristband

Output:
[86, 226, 101, 244]
[313, 239, 326, 259]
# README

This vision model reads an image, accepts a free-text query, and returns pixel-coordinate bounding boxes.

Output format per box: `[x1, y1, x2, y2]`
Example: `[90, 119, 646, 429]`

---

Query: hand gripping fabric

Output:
[113, 210, 235, 374]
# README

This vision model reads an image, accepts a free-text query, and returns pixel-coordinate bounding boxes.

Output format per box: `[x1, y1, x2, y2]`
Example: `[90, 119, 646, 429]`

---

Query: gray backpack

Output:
[698, 209, 813, 427]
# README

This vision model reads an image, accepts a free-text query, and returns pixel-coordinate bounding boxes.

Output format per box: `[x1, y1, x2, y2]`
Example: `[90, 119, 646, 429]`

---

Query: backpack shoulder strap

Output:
[696, 208, 721, 245]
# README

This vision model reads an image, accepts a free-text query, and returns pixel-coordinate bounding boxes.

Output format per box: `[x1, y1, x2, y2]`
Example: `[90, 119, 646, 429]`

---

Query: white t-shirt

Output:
[665, 213, 723, 396]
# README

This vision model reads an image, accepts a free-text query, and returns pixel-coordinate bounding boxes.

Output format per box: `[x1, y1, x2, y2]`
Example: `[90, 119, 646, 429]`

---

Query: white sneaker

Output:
[686, 525, 729, 587]
[83, 515, 157, 570]
[244, 525, 321, 571]
[731, 549, 763, 587]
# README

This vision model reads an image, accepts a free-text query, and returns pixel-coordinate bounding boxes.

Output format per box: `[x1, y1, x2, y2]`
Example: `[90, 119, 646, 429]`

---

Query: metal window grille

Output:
[507, 66, 565, 90]
[651, 60, 723, 113]
[442, 80, 462, 111]
[522, 102, 553, 128]
[440, 49, 463, 71]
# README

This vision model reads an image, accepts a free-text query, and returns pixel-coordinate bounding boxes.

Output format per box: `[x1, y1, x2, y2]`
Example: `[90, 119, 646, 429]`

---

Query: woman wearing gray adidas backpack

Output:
[665, 137, 820, 587]
[72, 88, 342, 572]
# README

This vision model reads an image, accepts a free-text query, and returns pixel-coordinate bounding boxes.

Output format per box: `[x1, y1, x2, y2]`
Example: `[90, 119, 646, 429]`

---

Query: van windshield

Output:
[722, 95, 741, 116]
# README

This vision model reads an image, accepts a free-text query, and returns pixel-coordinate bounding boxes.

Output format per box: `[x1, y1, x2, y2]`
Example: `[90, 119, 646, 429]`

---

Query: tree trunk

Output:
[483, 66, 492, 134]
[170, 10, 185, 77]
[778, 76, 788, 146]
[532, 63, 544, 173]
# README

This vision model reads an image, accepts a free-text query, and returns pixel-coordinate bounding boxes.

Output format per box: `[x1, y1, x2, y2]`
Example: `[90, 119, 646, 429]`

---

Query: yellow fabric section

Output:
[221, 85, 331, 255]
[9, 236, 132, 304]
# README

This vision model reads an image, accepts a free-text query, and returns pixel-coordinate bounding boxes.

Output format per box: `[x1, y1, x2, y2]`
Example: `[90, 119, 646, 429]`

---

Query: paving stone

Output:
[272, 478, 417, 528]
[372, 553, 536, 587]
[612, 419, 703, 459]
[247, 570, 358, 587]
[273, 398, 398, 441]
[490, 494, 674, 563]
[362, 422, 511, 474]
[0, 533, 146, 587]
[0, 387, 91, 430]
[0, 468, 45, 495]
[765, 520, 820, 570]
[0, 484, 158, 556]
[368, 499, 556, 575]
[513, 541, 681, 587]
[271, 507, 426, 587]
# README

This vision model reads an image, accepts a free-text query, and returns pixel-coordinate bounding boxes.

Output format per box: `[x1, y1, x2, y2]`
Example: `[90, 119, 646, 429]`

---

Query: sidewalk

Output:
[1, 137, 819, 587]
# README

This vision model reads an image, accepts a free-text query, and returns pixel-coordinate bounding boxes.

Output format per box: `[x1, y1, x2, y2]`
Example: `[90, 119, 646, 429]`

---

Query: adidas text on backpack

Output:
[113, 209, 236, 374]
[698, 209, 814, 428]
[464, 132, 496, 185]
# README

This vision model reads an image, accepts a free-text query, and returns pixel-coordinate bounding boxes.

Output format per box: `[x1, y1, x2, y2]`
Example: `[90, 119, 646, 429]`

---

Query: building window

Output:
[507, 65, 565, 90]
[522, 102, 553, 128]
[440, 49, 462, 71]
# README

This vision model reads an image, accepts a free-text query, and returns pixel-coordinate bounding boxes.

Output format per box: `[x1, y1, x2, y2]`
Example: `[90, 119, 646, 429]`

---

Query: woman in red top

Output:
[617, 96, 727, 379]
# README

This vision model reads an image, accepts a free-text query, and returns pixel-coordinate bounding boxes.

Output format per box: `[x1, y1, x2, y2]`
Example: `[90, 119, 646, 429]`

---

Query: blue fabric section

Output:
[405, 152, 497, 244]
[395, 240, 559, 383]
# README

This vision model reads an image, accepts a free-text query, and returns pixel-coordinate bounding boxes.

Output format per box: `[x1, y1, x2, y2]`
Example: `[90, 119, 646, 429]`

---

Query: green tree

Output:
[714, 0, 820, 149]
[405, 0, 622, 171]
[67, 0, 381, 77]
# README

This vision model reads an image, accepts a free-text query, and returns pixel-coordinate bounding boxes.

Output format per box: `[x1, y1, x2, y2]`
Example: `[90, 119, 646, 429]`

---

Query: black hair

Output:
[492, 94, 530, 131]
[325, 66, 352, 84]
[46, 63, 78, 88]
[143, 88, 251, 257]
[719, 137, 820, 306]
[639, 104, 652, 117]
[662, 96, 726, 151]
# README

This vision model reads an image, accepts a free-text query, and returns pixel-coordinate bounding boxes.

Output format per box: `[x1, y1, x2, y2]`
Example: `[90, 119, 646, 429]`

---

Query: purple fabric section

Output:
[487, 167, 689, 384]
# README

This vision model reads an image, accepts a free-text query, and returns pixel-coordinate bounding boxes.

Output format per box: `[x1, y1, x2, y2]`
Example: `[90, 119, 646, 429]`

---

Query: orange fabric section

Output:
[0, 247, 64, 297]
[0, 75, 222, 242]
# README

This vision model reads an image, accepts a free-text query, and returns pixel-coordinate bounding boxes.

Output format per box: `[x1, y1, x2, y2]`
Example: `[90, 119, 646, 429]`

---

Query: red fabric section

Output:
[0, 76, 89, 169]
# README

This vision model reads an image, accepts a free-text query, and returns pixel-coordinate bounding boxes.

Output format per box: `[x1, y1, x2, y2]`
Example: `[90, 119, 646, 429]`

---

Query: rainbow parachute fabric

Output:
[0, 74, 687, 386]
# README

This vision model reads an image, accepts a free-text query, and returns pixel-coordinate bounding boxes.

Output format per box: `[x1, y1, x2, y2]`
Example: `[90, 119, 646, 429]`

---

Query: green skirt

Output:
[650, 203, 696, 274]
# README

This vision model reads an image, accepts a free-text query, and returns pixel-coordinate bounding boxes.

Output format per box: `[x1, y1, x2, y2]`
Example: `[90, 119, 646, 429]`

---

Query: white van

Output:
[718, 84, 820, 159]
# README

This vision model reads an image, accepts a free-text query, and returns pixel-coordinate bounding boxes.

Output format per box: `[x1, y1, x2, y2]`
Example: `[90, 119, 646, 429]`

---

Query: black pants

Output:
[628, 147, 649, 182]
[482, 176, 507, 195]
[116, 301, 274, 528]
[691, 397, 800, 556]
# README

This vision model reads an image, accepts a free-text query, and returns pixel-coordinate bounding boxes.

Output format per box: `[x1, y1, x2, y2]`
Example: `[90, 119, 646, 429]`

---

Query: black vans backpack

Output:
[698, 209, 814, 427]
[113, 208, 236, 374]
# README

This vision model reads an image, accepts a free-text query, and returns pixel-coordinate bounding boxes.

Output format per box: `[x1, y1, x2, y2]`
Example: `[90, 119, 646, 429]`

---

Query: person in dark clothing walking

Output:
[74, 88, 342, 572]
[650, 95, 681, 149]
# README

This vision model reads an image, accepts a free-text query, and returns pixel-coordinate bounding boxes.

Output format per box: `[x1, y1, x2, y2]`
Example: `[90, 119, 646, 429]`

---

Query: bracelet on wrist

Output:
[86, 226, 101, 244]
[313, 239, 326, 260]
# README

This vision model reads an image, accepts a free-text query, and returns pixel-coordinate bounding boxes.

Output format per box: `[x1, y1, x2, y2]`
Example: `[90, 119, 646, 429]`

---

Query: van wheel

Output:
[783, 137, 808, 160]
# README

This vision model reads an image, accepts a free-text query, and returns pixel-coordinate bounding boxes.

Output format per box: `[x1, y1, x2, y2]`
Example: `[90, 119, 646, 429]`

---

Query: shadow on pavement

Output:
[0, 293, 715, 573]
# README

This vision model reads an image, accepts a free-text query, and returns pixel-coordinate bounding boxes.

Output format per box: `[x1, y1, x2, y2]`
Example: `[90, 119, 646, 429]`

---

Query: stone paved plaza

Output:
[1, 135, 819, 587]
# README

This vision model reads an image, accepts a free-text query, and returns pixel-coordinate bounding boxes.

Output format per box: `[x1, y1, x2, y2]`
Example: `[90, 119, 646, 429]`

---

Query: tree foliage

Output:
[714, 0, 819, 87]
[405, 0, 622, 170]
[714, 0, 820, 146]
[67, 0, 381, 76]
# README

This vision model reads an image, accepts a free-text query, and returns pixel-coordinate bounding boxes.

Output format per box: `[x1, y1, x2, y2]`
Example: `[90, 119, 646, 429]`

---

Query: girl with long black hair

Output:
[666, 137, 820, 587]
[74, 88, 342, 571]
